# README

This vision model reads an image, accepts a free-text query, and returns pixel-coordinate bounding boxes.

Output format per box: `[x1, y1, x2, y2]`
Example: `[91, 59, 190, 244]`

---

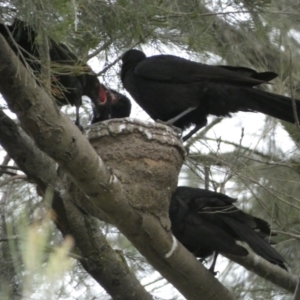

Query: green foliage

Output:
[0, 186, 74, 299]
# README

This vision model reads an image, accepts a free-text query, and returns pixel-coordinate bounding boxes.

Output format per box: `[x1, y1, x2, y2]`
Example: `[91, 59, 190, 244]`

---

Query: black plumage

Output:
[169, 186, 286, 273]
[91, 84, 131, 124]
[0, 19, 102, 126]
[121, 49, 300, 141]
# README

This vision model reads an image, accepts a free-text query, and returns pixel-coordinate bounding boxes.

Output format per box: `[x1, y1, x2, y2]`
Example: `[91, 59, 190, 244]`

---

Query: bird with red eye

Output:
[0, 19, 107, 128]
[91, 83, 131, 124]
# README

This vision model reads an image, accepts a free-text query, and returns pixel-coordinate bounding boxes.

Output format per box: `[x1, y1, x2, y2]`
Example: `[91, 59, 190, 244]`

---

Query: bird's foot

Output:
[208, 268, 219, 276]
[74, 120, 84, 132]
[199, 258, 207, 264]
[199, 258, 218, 276]
[165, 107, 197, 125]
[208, 252, 219, 276]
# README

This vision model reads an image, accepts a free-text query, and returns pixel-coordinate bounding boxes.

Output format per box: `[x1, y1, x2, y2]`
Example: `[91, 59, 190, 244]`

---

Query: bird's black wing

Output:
[172, 187, 287, 269]
[218, 65, 277, 82]
[135, 55, 273, 86]
[175, 186, 237, 212]
[174, 212, 248, 257]
[169, 192, 248, 258]
[220, 215, 286, 269]
[186, 187, 274, 238]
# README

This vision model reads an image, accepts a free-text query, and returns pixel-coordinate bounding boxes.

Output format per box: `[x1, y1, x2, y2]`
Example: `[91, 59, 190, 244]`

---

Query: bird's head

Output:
[121, 49, 146, 81]
[121, 49, 146, 63]
[91, 84, 131, 124]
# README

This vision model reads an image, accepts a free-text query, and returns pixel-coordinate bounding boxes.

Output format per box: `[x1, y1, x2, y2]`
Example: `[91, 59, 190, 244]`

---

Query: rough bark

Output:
[52, 192, 153, 300]
[0, 110, 58, 189]
[0, 110, 153, 300]
[60, 119, 235, 300]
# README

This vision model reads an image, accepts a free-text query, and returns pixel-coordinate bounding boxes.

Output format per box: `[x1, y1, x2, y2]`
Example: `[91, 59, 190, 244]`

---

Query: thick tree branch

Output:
[0, 34, 235, 299]
[53, 192, 153, 300]
[0, 110, 58, 188]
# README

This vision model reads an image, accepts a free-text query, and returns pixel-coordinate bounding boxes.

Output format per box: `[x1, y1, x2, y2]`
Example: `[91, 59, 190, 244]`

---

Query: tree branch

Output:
[0, 174, 27, 188]
[224, 251, 298, 293]
[53, 192, 153, 300]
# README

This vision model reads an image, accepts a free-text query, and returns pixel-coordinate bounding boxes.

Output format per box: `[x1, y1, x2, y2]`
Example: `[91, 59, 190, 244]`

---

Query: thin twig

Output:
[96, 54, 123, 76]
[185, 117, 223, 148]
[95, 36, 149, 76]
[288, 47, 300, 131]
[294, 278, 300, 300]
[0, 170, 20, 176]
[0, 175, 27, 188]
[0, 154, 11, 177]
[272, 230, 300, 240]
[204, 166, 210, 190]
[0, 165, 19, 170]
[87, 40, 113, 60]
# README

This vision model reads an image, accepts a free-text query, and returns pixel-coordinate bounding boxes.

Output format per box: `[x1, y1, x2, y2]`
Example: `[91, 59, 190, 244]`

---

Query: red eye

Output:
[99, 86, 107, 103]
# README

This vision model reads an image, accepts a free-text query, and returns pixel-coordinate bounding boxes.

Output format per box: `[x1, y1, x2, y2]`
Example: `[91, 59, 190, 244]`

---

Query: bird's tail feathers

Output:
[247, 88, 300, 124]
[223, 216, 287, 270]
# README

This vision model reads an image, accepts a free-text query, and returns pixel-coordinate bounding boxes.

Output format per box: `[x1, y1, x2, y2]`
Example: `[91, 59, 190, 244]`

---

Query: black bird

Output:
[91, 84, 131, 124]
[121, 49, 300, 141]
[169, 186, 287, 273]
[0, 19, 103, 126]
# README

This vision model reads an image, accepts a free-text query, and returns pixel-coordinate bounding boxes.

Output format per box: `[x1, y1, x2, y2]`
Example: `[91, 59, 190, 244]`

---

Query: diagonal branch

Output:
[224, 251, 298, 293]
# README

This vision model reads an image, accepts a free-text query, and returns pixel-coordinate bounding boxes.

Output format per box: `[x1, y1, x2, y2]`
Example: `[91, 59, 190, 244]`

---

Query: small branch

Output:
[95, 37, 150, 76]
[288, 47, 300, 131]
[294, 279, 300, 300]
[0, 170, 20, 176]
[87, 40, 112, 60]
[1, 155, 10, 165]
[204, 165, 210, 190]
[0, 174, 27, 188]
[185, 117, 223, 148]
[143, 276, 164, 288]
[96, 53, 123, 76]
[272, 230, 300, 240]
[0, 165, 20, 171]
[155, 9, 300, 19]
[224, 251, 298, 293]
[188, 136, 299, 171]
[38, 25, 51, 93]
